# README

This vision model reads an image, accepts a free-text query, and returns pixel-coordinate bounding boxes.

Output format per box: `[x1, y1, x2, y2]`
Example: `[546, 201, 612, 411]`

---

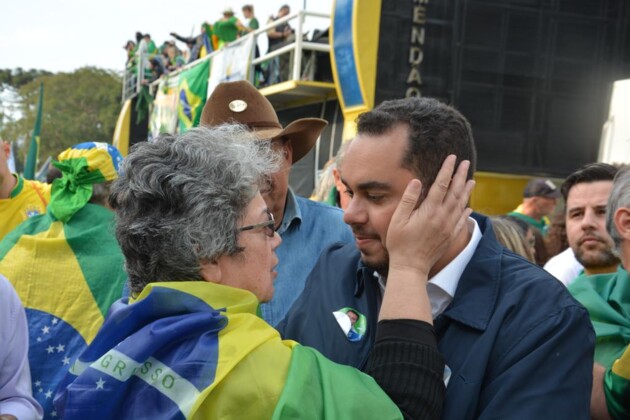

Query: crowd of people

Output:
[1, 76, 629, 419]
[124, 4, 295, 86]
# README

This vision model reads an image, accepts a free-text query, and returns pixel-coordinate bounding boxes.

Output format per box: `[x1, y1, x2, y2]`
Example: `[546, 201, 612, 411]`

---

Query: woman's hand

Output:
[379, 155, 474, 322]
[386, 155, 475, 279]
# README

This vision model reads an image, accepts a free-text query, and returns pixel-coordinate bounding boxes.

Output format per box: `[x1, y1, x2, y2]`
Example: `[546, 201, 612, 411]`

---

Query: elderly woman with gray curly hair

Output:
[53, 124, 473, 420]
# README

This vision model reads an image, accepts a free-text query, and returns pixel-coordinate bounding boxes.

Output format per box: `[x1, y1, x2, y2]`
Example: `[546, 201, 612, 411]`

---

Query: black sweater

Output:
[365, 319, 445, 420]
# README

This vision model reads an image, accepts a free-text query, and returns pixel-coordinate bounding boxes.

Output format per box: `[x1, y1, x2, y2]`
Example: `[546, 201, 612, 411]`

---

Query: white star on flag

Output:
[56, 344, 65, 352]
[62, 356, 71, 365]
[42, 326, 50, 334]
[52, 318, 59, 325]
[37, 337, 42, 342]
[46, 346, 55, 354]
[38, 388, 43, 393]
[51, 411, 58, 418]
[45, 390, 52, 399]
[96, 378, 106, 390]
[34, 380, 41, 387]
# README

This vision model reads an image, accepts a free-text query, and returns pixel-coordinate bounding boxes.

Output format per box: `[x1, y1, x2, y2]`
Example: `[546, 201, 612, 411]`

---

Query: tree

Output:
[0, 68, 53, 88]
[0, 67, 121, 162]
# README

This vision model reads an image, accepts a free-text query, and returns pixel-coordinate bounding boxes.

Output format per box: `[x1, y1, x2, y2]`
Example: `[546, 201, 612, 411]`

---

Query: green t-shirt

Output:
[214, 17, 239, 43]
[146, 40, 158, 58]
[506, 211, 548, 234]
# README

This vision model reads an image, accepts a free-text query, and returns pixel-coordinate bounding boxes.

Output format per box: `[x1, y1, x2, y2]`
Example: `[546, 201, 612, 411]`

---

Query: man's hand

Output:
[386, 155, 474, 277]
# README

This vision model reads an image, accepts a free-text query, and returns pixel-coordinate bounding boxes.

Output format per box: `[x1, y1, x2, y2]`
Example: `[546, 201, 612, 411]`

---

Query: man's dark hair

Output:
[560, 163, 618, 201]
[356, 97, 476, 197]
[242, 4, 253, 12]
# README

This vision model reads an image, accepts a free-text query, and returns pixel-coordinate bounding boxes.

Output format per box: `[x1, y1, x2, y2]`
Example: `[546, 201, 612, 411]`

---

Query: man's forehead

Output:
[346, 128, 408, 159]
[566, 181, 613, 207]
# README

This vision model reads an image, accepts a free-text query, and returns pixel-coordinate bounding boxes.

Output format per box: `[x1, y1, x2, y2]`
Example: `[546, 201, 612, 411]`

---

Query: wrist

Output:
[388, 261, 430, 279]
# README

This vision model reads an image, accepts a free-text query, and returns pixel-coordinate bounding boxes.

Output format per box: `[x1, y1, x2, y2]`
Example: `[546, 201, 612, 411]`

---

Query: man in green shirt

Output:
[213, 7, 252, 48]
[569, 166, 629, 419]
[507, 178, 560, 234]
[242, 5, 259, 32]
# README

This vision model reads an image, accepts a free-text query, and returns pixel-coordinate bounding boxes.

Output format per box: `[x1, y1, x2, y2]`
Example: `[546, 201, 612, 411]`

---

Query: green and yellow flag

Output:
[24, 82, 44, 180]
[0, 142, 126, 418]
[177, 60, 210, 132]
[54, 282, 404, 419]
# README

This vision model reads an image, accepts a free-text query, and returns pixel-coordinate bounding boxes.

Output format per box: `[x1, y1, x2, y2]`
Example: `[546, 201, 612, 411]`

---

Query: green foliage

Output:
[0, 68, 53, 88]
[0, 67, 121, 162]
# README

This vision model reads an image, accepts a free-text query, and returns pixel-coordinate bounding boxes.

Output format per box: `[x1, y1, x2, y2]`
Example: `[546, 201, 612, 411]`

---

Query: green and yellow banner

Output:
[177, 61, 210, 132]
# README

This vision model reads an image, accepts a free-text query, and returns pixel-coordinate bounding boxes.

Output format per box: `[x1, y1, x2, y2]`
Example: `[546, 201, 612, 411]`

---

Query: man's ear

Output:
[283, 139, 293, 163]
[614, 207, 630, 241]
[200, 259, 222, 284]
[332, 167, 342, 188]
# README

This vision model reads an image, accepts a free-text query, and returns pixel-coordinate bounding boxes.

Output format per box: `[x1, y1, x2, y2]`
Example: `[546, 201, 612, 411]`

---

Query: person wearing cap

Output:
[200, 81, 353, 326]
[507, 178, 561, 235]
[213, 7, 252, 49]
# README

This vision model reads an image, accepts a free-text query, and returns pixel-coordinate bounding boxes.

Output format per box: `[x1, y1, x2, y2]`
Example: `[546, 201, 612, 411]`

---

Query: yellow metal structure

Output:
[471, 172, 565, 216]
[112, 99, 132, 157]
[330, 0, 382, 140]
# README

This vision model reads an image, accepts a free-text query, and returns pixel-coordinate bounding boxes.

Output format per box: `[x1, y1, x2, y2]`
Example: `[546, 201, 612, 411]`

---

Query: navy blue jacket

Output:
[278, 214, 595, 419]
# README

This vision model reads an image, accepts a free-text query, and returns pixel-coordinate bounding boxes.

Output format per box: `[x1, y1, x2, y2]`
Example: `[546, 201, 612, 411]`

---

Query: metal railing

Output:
[121, 52, 150, 102]
[249, 10, 331, 86]
[121, 10, 331, 102]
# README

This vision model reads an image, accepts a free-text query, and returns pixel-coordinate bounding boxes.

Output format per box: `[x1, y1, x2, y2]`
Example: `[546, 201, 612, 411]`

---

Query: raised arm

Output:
[0, 141, 17, 199]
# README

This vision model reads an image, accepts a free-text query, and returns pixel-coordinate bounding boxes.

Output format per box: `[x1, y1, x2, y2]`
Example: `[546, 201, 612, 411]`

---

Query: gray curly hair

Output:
[109, 124, 280, 294]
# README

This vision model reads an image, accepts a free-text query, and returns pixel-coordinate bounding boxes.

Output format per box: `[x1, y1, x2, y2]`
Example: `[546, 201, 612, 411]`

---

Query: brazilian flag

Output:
[178, 60, 210, 132]
[0, 142, 126, 419]
[54, 282, 404, 419]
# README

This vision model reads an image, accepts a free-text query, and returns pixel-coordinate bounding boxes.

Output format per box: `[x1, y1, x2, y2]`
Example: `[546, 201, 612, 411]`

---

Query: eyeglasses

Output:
[238, 212, 275, 237]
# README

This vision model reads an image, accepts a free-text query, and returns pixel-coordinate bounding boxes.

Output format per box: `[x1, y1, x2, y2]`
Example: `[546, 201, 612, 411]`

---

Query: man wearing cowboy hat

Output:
[200, 81, 353, 326]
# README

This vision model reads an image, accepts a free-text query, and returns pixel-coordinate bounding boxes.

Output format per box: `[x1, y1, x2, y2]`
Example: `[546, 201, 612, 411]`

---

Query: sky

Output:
[1, 0, 333, 73]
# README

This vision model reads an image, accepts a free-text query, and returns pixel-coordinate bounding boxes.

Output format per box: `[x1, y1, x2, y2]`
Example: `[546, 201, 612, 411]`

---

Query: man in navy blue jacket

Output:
[278, 97, 595, 419]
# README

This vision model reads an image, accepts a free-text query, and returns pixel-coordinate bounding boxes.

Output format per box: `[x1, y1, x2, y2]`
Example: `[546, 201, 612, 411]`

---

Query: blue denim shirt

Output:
[260, 188, 353, 326]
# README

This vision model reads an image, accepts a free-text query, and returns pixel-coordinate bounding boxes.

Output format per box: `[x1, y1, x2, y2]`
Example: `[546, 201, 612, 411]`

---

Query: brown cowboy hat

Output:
[200, 81, 327, 163]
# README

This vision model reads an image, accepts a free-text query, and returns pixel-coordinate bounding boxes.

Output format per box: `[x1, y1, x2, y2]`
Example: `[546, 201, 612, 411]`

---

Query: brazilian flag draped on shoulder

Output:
[178, 60, 210, 132]
[0, 142, 126, 419]
[54, 282, 403, 419]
